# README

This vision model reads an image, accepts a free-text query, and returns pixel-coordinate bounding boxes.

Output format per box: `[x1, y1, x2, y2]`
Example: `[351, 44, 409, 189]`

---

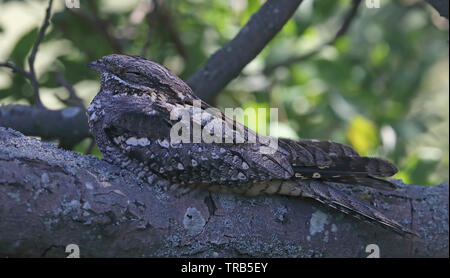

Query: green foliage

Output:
[0, 27, 37, 102]
[0, 0, 447, 185]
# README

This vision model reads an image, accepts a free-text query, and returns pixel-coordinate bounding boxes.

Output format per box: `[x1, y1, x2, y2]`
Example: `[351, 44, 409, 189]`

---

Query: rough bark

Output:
[0, 127, 448, 258]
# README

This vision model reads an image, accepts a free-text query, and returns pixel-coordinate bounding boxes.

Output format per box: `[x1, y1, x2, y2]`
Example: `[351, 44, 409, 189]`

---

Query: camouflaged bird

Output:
[87, 54, 417, 237]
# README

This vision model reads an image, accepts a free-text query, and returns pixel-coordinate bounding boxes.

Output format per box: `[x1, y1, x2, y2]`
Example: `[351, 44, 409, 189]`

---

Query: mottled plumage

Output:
[87, 54, 417, 237]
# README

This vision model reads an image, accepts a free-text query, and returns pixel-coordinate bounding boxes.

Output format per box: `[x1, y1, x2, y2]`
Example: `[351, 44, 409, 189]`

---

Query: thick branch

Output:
[0, 105, 89, 147]
[0, 127, 447, 258]
[187, 0, 304, 102]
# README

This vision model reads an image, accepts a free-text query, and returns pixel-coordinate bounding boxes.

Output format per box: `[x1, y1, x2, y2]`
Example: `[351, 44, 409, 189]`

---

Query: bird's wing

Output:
[102, 99, 293, 186]
[193, 99, 398, 190]
[103, 98, 397, 190]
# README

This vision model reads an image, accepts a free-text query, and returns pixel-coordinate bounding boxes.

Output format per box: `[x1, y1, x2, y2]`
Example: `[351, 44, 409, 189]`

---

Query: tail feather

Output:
[322, 175, 397, 191]
[299, 180, 419, 237]
[288, 140, 399, 191]
[279, 139, 415, 236]
[299, 139, 360, 158]
[283, 137, 398, 178]
[349, 157, 398, 177]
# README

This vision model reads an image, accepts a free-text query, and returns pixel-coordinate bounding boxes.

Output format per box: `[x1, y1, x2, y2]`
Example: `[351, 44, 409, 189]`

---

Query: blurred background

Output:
[0, 0, 448, 185]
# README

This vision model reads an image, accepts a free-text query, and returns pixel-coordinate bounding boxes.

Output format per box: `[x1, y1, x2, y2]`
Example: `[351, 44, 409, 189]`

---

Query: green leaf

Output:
[9, 27, 38, 66]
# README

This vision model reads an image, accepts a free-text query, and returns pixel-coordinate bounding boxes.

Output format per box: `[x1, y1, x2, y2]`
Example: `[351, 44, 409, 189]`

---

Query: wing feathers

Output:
[285, 139, 399, 190]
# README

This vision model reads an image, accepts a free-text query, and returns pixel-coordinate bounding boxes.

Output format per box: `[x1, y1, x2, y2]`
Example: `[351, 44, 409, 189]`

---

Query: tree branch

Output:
[69, 0, 124, 54]
[264, 0, 362, 74]
[27, 0, 53, 107]
[0, 127, 447, 258]
[187, 0, 304, 102]
[0, 1, 89, 147]
[0, 105, 89, 148]
[425, 0, 449, 19]
[140, 0, 159, 57]
[54, 71, 85, 108]
[0, 0, 53, 107]
[0, 62, 32, 79]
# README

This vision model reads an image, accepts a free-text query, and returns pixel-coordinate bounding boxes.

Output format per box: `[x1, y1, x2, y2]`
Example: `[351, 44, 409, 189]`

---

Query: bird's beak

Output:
[87, 60, 106, 73]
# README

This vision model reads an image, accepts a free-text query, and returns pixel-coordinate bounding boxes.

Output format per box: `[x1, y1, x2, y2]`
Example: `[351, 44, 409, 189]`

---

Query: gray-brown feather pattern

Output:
[87, 54, 417, 237]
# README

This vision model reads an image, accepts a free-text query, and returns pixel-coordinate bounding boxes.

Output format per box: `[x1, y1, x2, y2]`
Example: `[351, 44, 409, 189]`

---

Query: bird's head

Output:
[88, 54, 193, 101]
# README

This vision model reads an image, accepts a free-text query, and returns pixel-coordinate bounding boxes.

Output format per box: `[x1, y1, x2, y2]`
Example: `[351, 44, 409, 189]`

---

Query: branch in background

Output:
[187, 0, 304, 102]
[0, 62, 32, 79]
[264, 0, 362, 74]
[53, 71, 92, 150]
[54, 71, 85, 108]
[0, 105, 90, 149]
[0, 0, 54, 107]
[84, 138, 96, 155]
[0, 1, 91, 149]
[426, 0, 449, 19]
[158, 4, 188, 59]
[69, 0, 124, 53]
[27, 0, 53, 107]
[140, 0, 159, 57]
[140, 0, 187, 59]
[0, 127, 448, 257]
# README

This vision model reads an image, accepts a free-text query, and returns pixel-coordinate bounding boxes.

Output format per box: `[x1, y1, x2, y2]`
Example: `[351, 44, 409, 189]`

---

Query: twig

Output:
[140, 1, 187, 59]
[69, 0, 124, 54]
[0, 0, 54, 107]
[28, 0, 53, 107]
[54, 71, 85, 108]
[264, 0, 362, 74]
[53, 70, 88, 149]
[84, 138, 96, 155]
[0, 0, 91, 147]
[141, 0, 159, 57]
[141, 35, 152, 58]
[186, 0, 304, 102]
[159, 4, 188, 59]
[0, 62, 32, 79]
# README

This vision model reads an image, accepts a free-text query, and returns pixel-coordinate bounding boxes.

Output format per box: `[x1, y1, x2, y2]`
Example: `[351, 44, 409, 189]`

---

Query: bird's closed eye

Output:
[126, 71, 141, 76]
